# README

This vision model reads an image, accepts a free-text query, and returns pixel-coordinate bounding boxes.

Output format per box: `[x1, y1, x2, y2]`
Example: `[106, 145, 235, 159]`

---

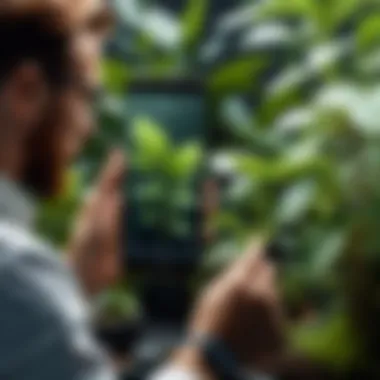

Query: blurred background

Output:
[36, 0, 380, 378]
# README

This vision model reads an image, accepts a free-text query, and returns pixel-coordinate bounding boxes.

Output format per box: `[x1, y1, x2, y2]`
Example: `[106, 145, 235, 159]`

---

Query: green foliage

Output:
[181, 0, 209, 51]
[95, 287, 141, 323]
[102, 59, 130, 94]
[36, 170, 83, 247]
[209, 58, 267, 94]
[131, 116, 171, 167]
[291, 311, 362, 371]
[37, 0, 380, 373]
[130, 117, 203, 237]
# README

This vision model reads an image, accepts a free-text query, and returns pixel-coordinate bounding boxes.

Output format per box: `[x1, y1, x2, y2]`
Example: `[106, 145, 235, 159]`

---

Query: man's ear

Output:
[4, 61, 49, 134]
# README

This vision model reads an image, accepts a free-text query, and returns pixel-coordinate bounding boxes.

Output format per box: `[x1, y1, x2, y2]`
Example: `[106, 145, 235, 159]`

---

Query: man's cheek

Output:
[62, 127, 90, 163]
[63, 106, 94, 162]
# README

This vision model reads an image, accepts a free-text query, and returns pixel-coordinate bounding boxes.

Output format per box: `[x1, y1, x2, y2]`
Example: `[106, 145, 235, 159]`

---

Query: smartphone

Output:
[122, 78, 207, 273]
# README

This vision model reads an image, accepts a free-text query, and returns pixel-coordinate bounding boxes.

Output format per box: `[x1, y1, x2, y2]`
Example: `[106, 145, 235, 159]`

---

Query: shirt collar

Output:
[0, 177, 36, 228]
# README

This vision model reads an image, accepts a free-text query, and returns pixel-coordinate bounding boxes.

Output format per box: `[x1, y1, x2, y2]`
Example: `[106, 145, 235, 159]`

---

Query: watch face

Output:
[191, 335, 243, 380]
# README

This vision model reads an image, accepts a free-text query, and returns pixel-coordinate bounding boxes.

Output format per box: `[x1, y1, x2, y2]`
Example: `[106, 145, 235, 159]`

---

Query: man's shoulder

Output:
[0, 220, 92, 349]
[0, 220, 88, 323]
[0, 224, 113, 379]
[0, 220, 63, 269]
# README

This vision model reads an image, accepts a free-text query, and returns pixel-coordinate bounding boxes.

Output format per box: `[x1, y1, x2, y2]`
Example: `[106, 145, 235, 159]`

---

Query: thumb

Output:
[98, 150, 126, 193]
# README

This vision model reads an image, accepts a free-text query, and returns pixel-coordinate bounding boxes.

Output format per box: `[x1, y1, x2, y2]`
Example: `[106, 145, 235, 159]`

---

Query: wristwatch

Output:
[189, 334, 245, 380]
[189, 334, 276, 380]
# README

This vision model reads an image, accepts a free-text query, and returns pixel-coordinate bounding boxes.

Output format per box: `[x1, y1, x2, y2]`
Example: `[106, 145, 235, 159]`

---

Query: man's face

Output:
[11, 0, 111, 198]
[20, 16, 107, 198]
[59, 32, 103, 163]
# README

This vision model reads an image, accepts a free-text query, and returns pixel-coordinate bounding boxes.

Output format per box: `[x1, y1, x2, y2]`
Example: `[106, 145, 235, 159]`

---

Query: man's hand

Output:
[68, 150, 126, 296]
[174, 242, 284, 377]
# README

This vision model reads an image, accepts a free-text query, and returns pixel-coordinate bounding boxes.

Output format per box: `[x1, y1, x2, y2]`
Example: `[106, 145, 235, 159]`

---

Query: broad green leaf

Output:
[221, 97, 255, 140]
[272, 106, 314, 136]
[102, 59, 129, 94]
[291, 312, 361, 370]
[131, 117, 171, 165]
[209, 58, 266, 93]
[217, 4, 257, 33]
[174, 143, 203, 178]
[275, 180, 316, 224]
[143, 8, 181, 50]
[181, 0, 209, 49]
[327, 0, 362, 30]
[236, 153, 324, 183]
[356, 14, 380, 51]
[96, 288, 141, 321]
[312, 230, 346, 276]
[241, 23, 296, 51]
[266, 63, 314, 98]
[254, 0, 317, 21]
[306, 40, 351, 72]
[315, 83, 380, 135]
[210, 152, 238, 176]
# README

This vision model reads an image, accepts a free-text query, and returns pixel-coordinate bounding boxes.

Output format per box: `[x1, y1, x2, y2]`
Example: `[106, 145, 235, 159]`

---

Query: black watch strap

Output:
[189, 334, 246, 380]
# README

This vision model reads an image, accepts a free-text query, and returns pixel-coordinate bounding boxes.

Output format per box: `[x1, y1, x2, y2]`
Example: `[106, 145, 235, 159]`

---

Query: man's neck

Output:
[0, 176, 35, 228]
[0, 138, 23, 184]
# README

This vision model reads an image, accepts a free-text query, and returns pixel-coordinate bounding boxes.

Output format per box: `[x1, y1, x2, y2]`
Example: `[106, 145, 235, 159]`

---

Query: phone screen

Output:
[123, 80, 206, 271]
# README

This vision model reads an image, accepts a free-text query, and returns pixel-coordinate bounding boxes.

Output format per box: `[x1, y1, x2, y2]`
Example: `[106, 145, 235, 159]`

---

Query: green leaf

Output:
[356, 14, 380, 51]
[143, 8, 181, 50]
[241, 23, 296, 51]
[266, 63, 314, 98]
[328, 0, 362, 30]
[173, 142, 203, 177]
[131, 116, 172, 166]
[209, 57, 267, 93]
[181, 0, 209, 49]
[312, 230, 346, 276]
[315, 83, 380, 136]
[291, 311, 361, 370]
[273, 106, 314, 137]
[306, 40, 351, 72]
[102, 59, 129, 94]
[96, 288, 141, 322]
[254, 0, 317, 22]
[275, 180, 317, 224]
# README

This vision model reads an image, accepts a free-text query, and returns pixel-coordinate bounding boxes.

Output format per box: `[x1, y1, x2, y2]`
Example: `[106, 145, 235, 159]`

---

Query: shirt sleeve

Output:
[0, 245, 116, 380]
[149, 366, 202, 380]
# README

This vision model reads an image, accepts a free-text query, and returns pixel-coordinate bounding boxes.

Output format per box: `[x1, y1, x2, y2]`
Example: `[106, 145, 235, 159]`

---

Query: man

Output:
[0, 1, 283, 379]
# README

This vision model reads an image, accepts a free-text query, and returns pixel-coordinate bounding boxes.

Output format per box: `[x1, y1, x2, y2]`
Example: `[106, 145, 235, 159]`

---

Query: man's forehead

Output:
[71, 32, 103, 87]
[69, 0, 112, 31]
[0, 0, 109, 25]
[69, 0, 111, 86]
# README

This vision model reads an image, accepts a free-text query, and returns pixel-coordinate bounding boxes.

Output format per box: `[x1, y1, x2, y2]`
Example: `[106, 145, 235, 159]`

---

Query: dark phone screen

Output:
[123, 80, 206, 270]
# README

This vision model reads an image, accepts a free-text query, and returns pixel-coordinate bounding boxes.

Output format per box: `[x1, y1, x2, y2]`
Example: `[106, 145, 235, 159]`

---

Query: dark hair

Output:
[0, 1, 113, 88]
[0, 6, 73, 88]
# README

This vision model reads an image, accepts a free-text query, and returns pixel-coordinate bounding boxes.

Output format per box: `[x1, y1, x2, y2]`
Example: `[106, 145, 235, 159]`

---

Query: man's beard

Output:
[21, 101, 67, 199]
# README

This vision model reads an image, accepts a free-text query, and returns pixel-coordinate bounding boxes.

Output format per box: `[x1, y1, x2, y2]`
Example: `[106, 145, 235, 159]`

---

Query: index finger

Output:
[233, 238, 268, 279]
[98, 149, 126, 193]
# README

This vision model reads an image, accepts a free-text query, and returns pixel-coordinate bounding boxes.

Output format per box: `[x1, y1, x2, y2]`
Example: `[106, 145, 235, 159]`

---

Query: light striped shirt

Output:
[0, 177, 200, 380]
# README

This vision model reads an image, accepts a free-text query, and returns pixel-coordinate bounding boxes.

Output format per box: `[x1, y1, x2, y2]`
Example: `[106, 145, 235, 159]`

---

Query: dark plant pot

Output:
[96, 319, 143, 356]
